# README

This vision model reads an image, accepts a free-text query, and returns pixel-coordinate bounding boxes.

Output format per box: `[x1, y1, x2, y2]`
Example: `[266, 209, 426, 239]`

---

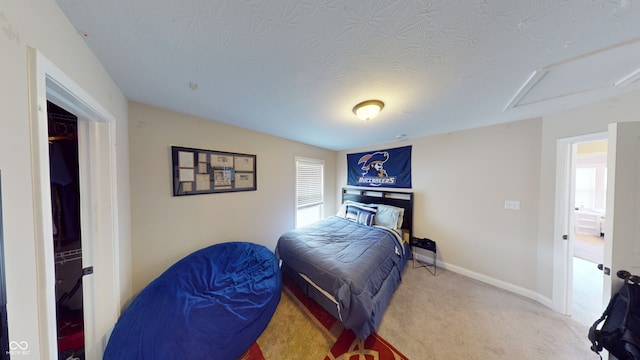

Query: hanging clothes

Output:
[49, 140, 80, 243]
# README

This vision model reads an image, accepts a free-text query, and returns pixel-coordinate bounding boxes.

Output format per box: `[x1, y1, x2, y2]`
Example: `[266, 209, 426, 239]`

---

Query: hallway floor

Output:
[572, 257, 603, 327]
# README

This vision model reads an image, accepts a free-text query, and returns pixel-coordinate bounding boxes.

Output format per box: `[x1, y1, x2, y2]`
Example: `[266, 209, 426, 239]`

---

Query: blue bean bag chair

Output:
[104, 242, 281, 360]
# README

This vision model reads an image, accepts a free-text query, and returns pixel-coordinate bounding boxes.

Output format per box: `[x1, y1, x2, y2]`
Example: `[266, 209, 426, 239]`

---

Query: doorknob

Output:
[598, 263, 603, 270]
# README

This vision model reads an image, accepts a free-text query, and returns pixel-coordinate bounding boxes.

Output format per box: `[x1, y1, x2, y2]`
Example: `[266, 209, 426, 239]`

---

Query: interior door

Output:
[603, 121, 640, 304]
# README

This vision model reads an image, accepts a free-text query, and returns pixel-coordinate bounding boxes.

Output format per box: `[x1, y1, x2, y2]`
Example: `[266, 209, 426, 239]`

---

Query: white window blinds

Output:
[296, 158, 324, 209]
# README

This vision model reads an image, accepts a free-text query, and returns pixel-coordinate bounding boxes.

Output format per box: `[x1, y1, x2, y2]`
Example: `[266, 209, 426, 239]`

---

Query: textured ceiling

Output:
[55, 0, 640, 150]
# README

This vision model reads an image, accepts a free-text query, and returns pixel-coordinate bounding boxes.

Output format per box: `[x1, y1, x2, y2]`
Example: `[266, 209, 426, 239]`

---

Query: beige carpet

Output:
[574, 232, 604, 264]
[377, 266, 595, 359]
[254, 266, 595, 359]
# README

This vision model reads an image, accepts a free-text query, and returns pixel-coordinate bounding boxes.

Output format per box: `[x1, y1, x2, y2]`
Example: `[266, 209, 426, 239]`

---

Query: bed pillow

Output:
[345, 204, 377, 226]
[372, 204, 405, 230]
[337, 200, 366, 218]
[373, 205, 400, 229]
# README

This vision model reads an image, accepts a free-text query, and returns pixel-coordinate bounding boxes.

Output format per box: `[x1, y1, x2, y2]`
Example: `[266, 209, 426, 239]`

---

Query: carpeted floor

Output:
[377, 266, 595, 359]
[574, 232, 604, 264]
[247, 276, 408, 359]
[251, 265, 597, 359]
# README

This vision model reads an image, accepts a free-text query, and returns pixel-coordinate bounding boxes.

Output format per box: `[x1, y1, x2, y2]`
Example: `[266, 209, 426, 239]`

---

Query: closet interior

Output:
[48, 101, 85, 360]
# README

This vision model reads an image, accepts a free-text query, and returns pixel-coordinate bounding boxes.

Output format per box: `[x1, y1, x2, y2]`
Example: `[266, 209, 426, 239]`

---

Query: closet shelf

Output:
[48, 134, 77, 142]
[55, 248, 82, 265]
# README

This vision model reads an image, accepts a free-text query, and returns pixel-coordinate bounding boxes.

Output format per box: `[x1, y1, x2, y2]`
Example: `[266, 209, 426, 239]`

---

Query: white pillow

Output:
[373, 205, 399, 229]
[372, 204, 405, 230]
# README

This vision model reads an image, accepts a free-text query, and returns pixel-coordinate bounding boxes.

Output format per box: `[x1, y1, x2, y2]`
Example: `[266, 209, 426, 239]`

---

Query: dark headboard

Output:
[341, 187, 414, 238]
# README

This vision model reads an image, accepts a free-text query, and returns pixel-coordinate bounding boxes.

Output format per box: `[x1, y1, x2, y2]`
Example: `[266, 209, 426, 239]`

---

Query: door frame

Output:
[0, 171, 9, 359]
[553, 131, 607, 315]
[27, 48, 120, 359]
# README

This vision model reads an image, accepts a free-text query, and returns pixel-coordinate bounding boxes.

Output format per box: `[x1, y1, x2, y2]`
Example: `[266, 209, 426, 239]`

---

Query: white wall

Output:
[0, 0, 131, 357]
[128, 102, 336, 293]
[337, 118, 543, 298]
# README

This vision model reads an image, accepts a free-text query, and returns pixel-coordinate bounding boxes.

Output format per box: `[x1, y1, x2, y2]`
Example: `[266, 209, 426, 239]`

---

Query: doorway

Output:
[28, 48, 120, 359]
[47, 101, 85, 359]
[570, 139, 607, 326]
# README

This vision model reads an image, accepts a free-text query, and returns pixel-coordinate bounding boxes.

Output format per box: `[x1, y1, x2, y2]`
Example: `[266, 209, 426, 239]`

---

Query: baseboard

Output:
[413, 253, 554, 310]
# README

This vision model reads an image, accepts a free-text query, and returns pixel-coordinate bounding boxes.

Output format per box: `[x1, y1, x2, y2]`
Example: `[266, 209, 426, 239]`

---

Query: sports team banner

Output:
[346, 145, 412, 188]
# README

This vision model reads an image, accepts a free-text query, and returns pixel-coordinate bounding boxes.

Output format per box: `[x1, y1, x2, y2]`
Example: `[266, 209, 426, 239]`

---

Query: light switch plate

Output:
[504, 200, 521, 210]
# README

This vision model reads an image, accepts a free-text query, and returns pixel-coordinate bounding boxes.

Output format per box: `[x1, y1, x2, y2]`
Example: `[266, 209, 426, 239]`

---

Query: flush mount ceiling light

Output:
[352, 100, 384, 121]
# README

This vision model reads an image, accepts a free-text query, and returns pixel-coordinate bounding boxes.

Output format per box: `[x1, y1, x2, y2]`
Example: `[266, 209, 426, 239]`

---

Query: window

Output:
[296, 157, 324, 228]
[575, 167, 596, 209]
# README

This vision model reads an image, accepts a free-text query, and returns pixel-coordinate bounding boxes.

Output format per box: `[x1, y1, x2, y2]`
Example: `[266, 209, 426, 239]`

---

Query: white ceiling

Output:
[55, 0, 640, 151]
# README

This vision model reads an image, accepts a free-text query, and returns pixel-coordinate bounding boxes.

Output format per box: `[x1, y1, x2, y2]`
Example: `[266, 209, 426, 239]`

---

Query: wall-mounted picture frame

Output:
[171, 146, 256, 196]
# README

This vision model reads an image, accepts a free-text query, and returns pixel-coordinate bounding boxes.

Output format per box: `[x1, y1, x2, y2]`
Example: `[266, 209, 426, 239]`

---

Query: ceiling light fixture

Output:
[353, 100, 384, 121]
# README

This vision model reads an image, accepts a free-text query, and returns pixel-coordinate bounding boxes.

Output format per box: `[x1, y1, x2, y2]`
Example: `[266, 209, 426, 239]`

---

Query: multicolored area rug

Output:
[240, 276, 409, 360]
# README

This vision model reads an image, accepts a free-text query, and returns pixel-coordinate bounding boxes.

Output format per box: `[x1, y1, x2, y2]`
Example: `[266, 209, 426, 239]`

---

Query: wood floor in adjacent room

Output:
[572, 232, 605, 328]
[572, 256, 602, 327]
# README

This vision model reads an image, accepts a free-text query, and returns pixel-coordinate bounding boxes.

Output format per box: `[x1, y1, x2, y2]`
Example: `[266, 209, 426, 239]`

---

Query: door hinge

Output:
[82, 266, 94, 276]
[597, 264, 611, 276]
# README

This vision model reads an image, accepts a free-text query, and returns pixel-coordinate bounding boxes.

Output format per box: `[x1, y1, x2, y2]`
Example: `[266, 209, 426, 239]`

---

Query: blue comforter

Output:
[276, 216, 409, 339]
[104, 242, 281, 360]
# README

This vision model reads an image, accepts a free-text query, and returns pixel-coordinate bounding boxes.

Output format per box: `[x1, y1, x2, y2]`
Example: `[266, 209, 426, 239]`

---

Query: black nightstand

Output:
[410, 237, 437, 275]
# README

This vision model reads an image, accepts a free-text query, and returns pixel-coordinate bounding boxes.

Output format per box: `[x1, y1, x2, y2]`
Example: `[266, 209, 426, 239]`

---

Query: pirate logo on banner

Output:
[359, 152, 390, 178]
[347, 146, 412, 188]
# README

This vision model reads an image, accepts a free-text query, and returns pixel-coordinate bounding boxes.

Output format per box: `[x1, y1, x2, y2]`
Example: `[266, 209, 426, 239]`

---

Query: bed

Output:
[103, 242, 281, 360]
[276, 188, 413, 339]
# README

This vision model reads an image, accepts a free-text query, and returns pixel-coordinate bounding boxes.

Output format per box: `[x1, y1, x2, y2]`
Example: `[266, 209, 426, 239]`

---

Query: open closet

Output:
[48, 101, 85, 360]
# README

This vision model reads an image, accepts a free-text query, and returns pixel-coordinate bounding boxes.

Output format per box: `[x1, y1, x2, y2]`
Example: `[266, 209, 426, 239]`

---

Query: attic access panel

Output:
[506, 39, 640, 109]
